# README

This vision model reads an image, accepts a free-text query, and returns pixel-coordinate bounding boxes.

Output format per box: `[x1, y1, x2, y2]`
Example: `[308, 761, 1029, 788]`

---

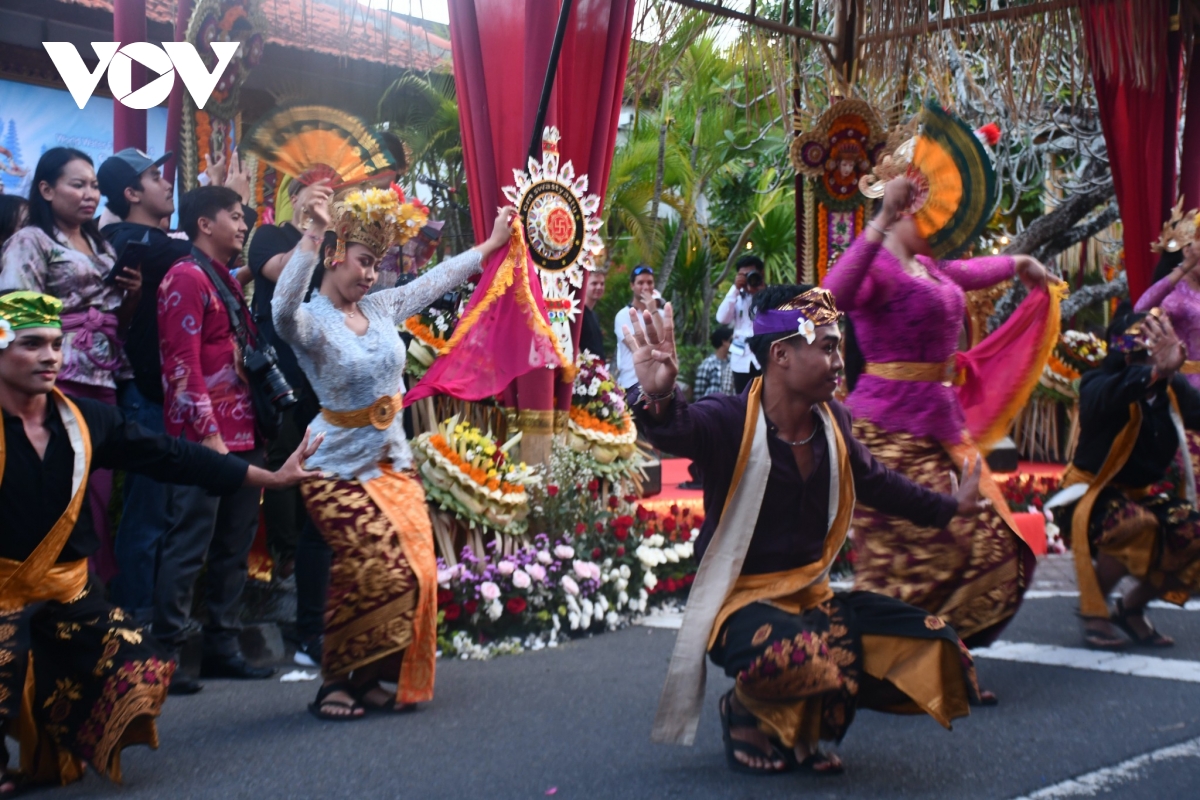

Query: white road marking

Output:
[1023, 590, 1200, 610]
[1011, 735, 1200, 799]
[639, 612, 683, 629]
[975, 641, 1200, 682]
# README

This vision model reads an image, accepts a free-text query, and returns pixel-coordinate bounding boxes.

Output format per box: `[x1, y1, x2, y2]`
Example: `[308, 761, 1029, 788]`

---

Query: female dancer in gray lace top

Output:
[274, 183, 514, 719]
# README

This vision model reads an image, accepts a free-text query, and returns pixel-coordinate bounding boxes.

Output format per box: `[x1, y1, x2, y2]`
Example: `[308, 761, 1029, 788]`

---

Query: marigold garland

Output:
[405, 316, 448, 349]
[569, 405, 631, 438]
[429, 434, 525, 496]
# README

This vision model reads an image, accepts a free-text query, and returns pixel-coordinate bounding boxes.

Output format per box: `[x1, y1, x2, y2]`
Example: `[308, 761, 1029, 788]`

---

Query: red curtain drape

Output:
[448, 0, 635, 414]
[1081, 0, 1182, 302]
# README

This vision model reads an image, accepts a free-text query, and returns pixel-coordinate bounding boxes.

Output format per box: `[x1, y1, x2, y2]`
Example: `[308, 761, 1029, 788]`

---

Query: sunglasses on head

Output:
[632, 266, 654, 278]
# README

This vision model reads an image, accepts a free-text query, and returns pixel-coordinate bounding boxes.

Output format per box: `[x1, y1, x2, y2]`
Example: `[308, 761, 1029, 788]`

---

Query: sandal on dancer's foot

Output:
[308, 682, 365, 722]
[1111, 598, 1175, 648]
[354, 681, 417, 714]
[1082, 626, 1129, 651]
[796, 749, 845, 776]
[718, 690, 791, 775]
[970, 689, 999, 707]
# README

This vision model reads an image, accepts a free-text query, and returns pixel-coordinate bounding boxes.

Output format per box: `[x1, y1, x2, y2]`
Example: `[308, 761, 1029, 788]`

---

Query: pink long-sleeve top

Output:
[1134, 274, 1200, 390]
[823, 237, 1015, 444]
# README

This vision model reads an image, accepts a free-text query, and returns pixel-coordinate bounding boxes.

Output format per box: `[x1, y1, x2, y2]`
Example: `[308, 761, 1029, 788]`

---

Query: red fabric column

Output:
[112, 0, 147, 152]
[1081, 0, 1179, 302]
[448, 0, 636, 416]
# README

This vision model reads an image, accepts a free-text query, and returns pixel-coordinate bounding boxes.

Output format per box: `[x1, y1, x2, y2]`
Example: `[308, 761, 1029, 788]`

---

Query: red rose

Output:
[547, 484, 560, 497]
[623, 494, 638, 503]
[613, 527, 629, 542]
[588, 479, 600, 492]
[607, 495, 620, 509]
[670, 504, 680, 516]
[682, 507, 691, 517]
[616, 515, 634, 528]
[662, 516, 677, 533]
[636, 505, 649, 522]
[443, 603, 462, 621]
[665, 578, 677, 593]
[595, 521, 605, 533]
[575, 522, 588, 535]
[505, 597, 527, 615]
[592, 547, 603, 560]
[616, 546, 625, 557]
[464, 600, 478, 615]
[683, 573, 695, 585]
[694, 515, 705, 528]
[437, 589, 454, 607]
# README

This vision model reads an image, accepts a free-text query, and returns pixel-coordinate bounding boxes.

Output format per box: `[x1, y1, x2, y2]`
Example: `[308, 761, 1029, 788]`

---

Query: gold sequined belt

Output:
[321, 392, 403, 431]
[1181, 361, 1200, 376]
[864, 359, 959, 384]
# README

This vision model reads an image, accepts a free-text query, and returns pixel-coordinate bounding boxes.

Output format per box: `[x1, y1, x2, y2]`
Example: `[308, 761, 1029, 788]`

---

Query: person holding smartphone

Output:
[716, 254, 766, 394]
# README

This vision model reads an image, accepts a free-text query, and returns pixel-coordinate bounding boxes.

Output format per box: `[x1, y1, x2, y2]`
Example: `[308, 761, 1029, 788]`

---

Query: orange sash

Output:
[0, 389, 91, 611]
[362, 466, 438, 705]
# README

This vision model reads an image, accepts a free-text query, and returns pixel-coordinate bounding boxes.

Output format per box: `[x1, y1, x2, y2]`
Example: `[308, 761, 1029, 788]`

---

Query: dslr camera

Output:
[243, 342, 297, 411]
[746, 271, 764, 288]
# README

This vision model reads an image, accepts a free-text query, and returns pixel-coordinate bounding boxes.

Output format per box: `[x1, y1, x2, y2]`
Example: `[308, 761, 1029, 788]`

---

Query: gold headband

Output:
[778, 287, 842, 326]
[1152, 197, 1200, 254]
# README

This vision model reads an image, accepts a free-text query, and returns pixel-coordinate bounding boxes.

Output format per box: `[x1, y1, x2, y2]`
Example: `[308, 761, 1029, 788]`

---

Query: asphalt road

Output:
[37, 594, 1200, 799]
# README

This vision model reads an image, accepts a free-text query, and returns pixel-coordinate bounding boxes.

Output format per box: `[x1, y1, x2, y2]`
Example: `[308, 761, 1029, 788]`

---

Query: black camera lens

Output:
[747, 272, 764, 287]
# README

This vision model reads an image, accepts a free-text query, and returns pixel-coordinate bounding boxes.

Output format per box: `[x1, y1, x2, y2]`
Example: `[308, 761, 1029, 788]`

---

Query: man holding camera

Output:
[154, 186, 276, 691]
[716, 254, 766, 394]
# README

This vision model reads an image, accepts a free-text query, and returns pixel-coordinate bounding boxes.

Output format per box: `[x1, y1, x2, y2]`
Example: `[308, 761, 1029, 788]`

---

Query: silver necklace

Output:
[333, 302, 358, 319]
[776, 425, 818, 447]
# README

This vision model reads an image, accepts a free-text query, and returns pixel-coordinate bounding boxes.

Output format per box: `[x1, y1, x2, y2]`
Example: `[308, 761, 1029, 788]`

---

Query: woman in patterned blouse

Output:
[0, 148, 143, 582]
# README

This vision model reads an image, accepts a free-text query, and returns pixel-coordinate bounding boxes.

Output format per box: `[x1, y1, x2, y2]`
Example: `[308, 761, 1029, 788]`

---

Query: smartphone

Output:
[104, 231, 151, 285]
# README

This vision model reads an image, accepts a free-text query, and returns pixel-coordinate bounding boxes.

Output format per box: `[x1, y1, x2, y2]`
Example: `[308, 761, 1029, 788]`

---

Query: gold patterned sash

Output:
[321, 392, 403, 430]
[865, 359, 959, 384]
[1181, 361, 1200, 376]
[0, 389, 91, 611]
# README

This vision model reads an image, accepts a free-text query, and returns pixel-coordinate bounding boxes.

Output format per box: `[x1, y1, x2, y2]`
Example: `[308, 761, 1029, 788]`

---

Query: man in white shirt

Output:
[715, 254, 766, 393]
[614, 264, 659, 390]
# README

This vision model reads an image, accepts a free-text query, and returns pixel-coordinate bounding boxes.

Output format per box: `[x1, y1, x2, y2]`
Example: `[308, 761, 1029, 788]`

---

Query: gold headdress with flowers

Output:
[858, 116, 920, 199]
[327, 184, 428, 266]
[1152, 198, 1200, 254]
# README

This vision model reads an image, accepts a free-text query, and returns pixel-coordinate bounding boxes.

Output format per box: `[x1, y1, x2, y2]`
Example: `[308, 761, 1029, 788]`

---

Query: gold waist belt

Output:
[1181, 361, 1200, 376]
[321, 392, 403, 431]
[864, 359, 958, 383]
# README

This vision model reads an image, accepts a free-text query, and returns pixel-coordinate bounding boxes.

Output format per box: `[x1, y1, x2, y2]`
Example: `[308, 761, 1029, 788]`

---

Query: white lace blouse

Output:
[272, 246, 483, 481]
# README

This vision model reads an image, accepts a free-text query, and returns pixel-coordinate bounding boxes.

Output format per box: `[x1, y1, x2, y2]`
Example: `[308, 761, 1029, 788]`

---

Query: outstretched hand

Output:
[950, 456, 991, 516]
[621, 302, 678, 396]
[273, 428, 325, 488]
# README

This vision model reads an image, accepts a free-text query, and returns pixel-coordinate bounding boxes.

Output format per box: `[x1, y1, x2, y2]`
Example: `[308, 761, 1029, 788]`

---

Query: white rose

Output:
[497, 560, 516, 576]
[663, 548, 680, 563]
[565, 594, 580, 613]
[573, 560, 593, 579]
[594, 602, 605, 621]
[537, 550, 554, 565]
[486, 599, 503, 621]
[619, 565, 632, 580]
[581, 598, 594, 620]
[644, 572, 658, 590]
[561, 575, 580, 595]
[436, 569, 454, 586]
[605, 610, 620, 628]
[480, 581, 501, 601]
[617, 590, 629, 608]
[568, 611, 581, 630]
[597, 594, 609, 613]
[512, 569, 532, 589]
[554, 545, 576, 560]
[527, 564, 547, 582]
[616, 577, 629, 593]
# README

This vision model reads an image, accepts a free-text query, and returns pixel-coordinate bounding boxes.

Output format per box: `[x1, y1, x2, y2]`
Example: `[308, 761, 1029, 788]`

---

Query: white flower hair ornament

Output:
[798, 317, 817, 345]
[0, 318, 12, 350]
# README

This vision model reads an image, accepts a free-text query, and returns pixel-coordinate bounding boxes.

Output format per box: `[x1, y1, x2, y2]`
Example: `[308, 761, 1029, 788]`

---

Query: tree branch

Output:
[1030, 202, 1120, 263]
[1060, 273, 1128, 320]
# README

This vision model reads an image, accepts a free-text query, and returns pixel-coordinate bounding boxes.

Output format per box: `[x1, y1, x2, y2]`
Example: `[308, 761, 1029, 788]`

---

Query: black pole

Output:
[527, 0, 576, 164]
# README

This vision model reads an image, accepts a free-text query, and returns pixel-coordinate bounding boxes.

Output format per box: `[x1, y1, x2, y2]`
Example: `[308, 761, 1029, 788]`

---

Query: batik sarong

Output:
[0, 578, 173, 785]
[1056, 488, 1200, 607]
[710, 590, 978, 748]
[850, 420, 1036, 647]
[299, 465, 437, 704]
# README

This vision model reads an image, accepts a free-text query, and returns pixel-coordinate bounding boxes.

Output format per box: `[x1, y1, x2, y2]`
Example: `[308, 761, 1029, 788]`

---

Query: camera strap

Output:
[189, 245, 255, 354]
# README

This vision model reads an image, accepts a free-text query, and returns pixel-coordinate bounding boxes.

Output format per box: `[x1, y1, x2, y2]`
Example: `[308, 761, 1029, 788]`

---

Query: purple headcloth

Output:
[752, 287, 842, 343]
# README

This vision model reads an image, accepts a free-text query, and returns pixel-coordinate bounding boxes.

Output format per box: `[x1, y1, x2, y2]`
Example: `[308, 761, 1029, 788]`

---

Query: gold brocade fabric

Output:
[320, 392, 403, 431]
[850, 420, 1027, 643]
[300, 466, 438, 704]
[864, 360, 958, 384]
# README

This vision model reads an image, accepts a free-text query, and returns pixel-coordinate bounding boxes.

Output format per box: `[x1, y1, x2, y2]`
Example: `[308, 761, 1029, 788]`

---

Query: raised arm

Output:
[271, 240, 322, 348]
[367, 207, 517, 324]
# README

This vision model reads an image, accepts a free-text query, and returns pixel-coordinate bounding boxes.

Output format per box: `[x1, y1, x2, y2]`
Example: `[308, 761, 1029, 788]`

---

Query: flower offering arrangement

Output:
[412, 416, 538, 538]
[404, 308, 454, 378]
[565, 351, 641, 478]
